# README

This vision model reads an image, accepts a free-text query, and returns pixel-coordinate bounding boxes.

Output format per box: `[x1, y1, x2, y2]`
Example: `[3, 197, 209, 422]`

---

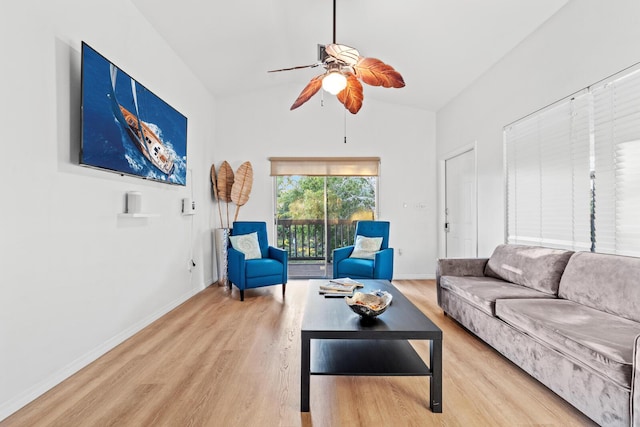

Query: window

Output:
[505, 63, 640, 256]
[269, 157, 380, 278]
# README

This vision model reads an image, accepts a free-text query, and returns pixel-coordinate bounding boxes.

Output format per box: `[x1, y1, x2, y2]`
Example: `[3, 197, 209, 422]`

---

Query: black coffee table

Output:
[301, 279, 442, 412]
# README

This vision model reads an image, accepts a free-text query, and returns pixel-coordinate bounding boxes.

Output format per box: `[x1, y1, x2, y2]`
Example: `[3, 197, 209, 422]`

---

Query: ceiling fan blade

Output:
[267, 63, 322, 73]
[337, 72, 363, 114]
[290, 75, 324, 110]
[325, 44, 360, 66]
[353, 57, 405, 88]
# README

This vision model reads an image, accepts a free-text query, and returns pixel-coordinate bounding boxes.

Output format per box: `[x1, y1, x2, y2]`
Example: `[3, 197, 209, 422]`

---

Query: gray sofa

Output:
[436, 244, 640, 427]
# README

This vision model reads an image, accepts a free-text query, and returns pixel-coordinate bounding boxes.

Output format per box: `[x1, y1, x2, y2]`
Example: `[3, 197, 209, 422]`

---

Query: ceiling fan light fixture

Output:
[322, 70, 347, 95]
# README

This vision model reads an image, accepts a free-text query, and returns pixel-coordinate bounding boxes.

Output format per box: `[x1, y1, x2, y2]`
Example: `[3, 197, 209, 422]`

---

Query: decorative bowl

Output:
[345, 290, 393, 318]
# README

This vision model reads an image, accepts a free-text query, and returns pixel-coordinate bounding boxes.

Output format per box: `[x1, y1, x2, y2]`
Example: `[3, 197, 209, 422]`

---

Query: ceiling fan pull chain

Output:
[344, 107, 347, 143]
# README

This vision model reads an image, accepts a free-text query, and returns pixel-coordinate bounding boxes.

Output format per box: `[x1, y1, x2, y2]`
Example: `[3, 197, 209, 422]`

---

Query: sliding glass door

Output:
[275, 175, 377, 278]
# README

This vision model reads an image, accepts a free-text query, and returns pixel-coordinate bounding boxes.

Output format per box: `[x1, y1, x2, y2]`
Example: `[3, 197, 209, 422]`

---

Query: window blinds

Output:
[269, 157, 380, 176]
[592, 67, 640, 256]
[505, 92, 591, 250]
[505, 63, 640, 256]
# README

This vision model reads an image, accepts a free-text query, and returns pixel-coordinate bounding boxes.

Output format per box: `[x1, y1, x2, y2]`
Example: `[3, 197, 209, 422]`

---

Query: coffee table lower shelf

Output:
[310, 339, 430, 376]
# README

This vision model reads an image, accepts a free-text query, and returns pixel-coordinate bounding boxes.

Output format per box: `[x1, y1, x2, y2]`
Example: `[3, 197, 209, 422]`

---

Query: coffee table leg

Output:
[430, 338, 442, 413]
[301, 334, 310, 411]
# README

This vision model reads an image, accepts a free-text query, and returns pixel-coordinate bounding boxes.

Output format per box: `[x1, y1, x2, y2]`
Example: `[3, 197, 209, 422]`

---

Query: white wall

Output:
[0, 0, 216, 419]
[214, 84, 437, 279]
[436, 0, 640, 257]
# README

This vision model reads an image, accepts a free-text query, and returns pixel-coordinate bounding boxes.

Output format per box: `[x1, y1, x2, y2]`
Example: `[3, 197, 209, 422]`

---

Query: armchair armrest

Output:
[436, 257, 489, 307]
[633, 334, 640, 426]
[268, 246, 287, 263]
[332, 245, 354, 278]
[373, 247, 394, 280]
[227, 247, 246, 288]
[268, 246, 288, 283]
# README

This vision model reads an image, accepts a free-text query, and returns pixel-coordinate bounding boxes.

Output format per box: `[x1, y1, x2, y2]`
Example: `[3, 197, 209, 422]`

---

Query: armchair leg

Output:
[240, 289, 244, 301]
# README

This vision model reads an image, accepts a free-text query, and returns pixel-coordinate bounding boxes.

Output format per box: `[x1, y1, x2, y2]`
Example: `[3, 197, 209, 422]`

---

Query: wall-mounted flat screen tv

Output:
[81, 42, 188, 185]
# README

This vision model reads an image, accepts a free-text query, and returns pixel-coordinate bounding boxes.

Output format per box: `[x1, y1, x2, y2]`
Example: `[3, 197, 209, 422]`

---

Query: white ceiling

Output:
[131, 0, 568, 112]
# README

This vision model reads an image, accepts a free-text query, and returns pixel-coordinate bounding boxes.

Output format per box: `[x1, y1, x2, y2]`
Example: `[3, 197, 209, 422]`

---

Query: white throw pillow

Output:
[349, 235, 383, 260]
[229, 232, 262, 259]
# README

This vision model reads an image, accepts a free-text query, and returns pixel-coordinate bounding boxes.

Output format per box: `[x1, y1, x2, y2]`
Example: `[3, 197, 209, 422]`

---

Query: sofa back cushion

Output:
[558, 252, 640, 322]
[484, 244, 574, 295]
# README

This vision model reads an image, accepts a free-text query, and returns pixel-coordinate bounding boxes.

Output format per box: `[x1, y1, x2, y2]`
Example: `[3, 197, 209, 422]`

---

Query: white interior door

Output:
[445, 149, 477, 258]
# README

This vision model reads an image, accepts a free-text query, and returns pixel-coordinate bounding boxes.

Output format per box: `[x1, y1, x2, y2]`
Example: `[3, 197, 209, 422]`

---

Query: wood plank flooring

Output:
[2, 280, 596, 426]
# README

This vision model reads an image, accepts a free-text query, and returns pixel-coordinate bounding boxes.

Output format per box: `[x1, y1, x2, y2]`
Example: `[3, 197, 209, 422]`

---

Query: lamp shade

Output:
[322, 71, 347, 95]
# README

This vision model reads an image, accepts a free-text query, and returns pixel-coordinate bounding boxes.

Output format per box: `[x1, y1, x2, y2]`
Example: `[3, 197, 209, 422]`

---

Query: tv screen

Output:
[81, 42, 187, 185]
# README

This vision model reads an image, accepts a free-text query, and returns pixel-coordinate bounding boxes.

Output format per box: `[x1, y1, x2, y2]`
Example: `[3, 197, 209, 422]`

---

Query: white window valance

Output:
[269, 157, 380, 176]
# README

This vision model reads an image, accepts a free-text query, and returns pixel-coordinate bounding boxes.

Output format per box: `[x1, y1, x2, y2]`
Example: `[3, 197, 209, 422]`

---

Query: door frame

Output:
[438, 142, 478, 258]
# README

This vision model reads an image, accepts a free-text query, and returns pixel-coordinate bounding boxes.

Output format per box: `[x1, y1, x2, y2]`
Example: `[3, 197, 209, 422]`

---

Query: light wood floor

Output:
[3, 280, 596, 427]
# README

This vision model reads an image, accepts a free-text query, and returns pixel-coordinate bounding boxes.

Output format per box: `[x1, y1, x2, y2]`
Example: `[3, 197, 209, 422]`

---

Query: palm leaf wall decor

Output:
[211, 160, 254, 228]
[230, 161, 254, 222]
[217, 161, 234, 227]
[217, 161, 234, 202]
[210, 164, 224, 227]
[210, 163, 219, 201]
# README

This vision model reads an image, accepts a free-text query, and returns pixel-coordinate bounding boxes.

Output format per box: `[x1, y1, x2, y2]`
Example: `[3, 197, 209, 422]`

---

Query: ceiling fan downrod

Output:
[332, 0, 337, 44]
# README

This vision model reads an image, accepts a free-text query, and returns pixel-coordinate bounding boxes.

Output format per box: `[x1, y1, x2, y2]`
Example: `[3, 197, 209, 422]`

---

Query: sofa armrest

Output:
[436, 257, 489, 307]
[633, 334, 640, 427]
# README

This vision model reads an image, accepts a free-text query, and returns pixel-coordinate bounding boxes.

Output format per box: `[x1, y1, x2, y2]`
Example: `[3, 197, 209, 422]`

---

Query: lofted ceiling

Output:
[131, 0, 568, 112]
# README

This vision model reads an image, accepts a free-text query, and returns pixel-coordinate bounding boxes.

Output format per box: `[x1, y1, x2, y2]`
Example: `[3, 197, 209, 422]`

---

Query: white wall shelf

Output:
[118, 213, 159, 218]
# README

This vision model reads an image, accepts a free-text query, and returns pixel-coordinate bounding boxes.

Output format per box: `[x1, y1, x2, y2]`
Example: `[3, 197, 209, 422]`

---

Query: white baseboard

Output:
[392, 273, 436, 280]
[0, 286, 202, 422]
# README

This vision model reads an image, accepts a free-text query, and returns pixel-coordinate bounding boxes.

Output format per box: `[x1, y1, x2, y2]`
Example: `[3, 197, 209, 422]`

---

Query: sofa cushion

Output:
[559, 251, 640, 323]
[484, 244, 573, 295]
[496, 298, 640, 389]
[440, 276, 555, 316]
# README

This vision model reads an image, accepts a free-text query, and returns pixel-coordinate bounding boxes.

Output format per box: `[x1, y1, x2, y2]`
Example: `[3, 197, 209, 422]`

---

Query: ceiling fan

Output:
[267, 0, 405, 114]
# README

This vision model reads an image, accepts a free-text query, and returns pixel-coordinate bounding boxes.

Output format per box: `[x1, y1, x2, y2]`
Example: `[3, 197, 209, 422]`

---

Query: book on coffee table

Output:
[318, 278, 364, 296]
[329, 277, 363, 286]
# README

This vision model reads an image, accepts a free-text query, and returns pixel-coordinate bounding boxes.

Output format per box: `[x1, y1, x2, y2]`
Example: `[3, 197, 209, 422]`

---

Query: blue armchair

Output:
[227, 221, 288, 301]
[332, 221, 394, 280]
